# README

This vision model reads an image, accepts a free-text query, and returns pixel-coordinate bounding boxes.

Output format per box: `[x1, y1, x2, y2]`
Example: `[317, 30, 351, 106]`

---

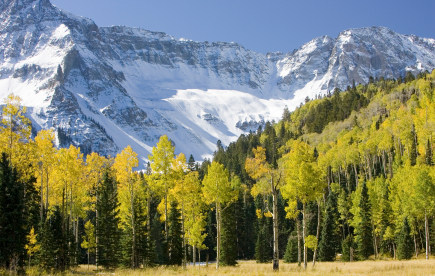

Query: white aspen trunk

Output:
[95, 188, 98, 271]
[182, 204, 186, 268]
[216, 202, 220, 270]
[46, 171, 49, 209]
[303, 203, 307, 270]
[40, 166, 43, 221]
[272, 179, 279, 271]
[193, 245, 196, 266]
[297, 217, 301, 267]
[414, 234, 418, 258]
[131, 184, 136, 268]
[426, 211, 430, 260]
[354, 164, 358, 187]
[312, 202, 321, 268]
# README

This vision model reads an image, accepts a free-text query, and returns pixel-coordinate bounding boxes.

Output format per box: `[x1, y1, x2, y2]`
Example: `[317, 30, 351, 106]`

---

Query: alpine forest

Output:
[1, 70, 435, 274]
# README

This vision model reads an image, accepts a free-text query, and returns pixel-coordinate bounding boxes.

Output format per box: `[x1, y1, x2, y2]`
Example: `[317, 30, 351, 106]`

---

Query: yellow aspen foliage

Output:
[0, 93, 35, 180]
[34, 129, 57, 210]
[25, 227, 40, 266]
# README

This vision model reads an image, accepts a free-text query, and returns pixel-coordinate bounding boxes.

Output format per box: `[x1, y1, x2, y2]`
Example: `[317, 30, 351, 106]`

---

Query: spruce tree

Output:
[283, 230, 298, 263]
[318, 192, 340, 261]
[149, 212, 166, 265]
[220, 203, 237, 266]
[397, 218, 413, 260]
[341, 234, 355, 262]
[426, 139, 433, 166]
[167, 201, 183, 265]
[0, 153, 26, 272]
[96, 169, 121, 269]
[356, 181, 373, 260]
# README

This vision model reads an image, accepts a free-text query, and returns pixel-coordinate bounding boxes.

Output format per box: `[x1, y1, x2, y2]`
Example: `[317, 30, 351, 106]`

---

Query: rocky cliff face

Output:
[0, 0, 434, 166]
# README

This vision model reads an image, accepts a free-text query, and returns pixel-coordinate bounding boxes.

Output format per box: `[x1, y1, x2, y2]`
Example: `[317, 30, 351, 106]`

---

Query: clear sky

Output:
[50, 0, 435, 54]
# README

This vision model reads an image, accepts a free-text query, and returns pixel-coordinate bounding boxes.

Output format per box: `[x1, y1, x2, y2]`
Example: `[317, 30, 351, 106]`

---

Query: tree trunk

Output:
[303, 203, 307, 270]
[165, 191, 169, 242]
[131, 187, 136, 268]
[312, 202, 321, 268]
[182, 204, 187, 268]
[193, 245, 196, 266]
[96, 189, 98, 271]
[40, 166, 43, 222]
[297, 217, 301, 267]
[426, 211, 430, 260]
[216, 202, 220, 270]
[414, 234, 418, 258]
[272, 187, 279, 271]
[354, 164, 358, 187]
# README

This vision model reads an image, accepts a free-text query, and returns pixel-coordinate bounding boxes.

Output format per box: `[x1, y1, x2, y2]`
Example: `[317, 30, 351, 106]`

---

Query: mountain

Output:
[0, 0, 434, 167]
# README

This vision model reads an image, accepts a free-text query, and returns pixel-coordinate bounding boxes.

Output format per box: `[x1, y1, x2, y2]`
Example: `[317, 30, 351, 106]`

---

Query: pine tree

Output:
[220, 203, 238, 266]
[167, 201, 183, 265]
[96, 169, 121, 269]
[341, 234, 355, 262]
[283, 230, 298, 263]
[255, 224, 271, 263]
[149, 212, 166, 265]
[0, 153, 26, 272]
[397, 218, 413, 260]
[318, 192, 339, 261]
[356, 181, 373, 260]
[410, 125, 417, 166]
[188, 154, 196, 171]
[426, 139, 433, 166]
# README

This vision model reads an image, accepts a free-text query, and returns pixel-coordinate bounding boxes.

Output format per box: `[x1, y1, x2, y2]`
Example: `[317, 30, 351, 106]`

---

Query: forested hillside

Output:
[0, 70, 434, 273]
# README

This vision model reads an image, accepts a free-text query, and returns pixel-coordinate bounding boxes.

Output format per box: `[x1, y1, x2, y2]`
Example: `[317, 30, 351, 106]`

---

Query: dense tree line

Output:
[0, 69, 434, 273]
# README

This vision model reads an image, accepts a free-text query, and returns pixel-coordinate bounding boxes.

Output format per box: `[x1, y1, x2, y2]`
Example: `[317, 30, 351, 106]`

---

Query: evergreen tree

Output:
[0, 153, 26, 272]
[220, 203, 237, 266]
[318, 192, 340, 261]
[410, 125, 417, 166]
[255, 225, 271, 263]
[356, 182, 373, 260]
[149, 212, 166, 265]
[188, 154, 196, 171]
[341, 234, 355, 262]
[203, 208, 216, 263]
[96, 169, 121, 269]
[397, 218, 414, 260]
[37, 206, 70, 271]
[426, 139, 433, 166]
[283, 230, 298, 263]
[167, 201, 183, 265]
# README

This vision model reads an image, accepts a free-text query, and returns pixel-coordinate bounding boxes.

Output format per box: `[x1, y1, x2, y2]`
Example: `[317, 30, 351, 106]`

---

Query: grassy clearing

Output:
[24, 258, 435, 276]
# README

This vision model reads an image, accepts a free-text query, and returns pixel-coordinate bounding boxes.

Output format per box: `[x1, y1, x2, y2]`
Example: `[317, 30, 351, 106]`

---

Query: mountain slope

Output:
[0, 0, 434, 167]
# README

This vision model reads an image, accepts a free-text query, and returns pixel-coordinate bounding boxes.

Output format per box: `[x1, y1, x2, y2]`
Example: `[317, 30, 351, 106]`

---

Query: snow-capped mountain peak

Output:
[0, 0, 434, 167]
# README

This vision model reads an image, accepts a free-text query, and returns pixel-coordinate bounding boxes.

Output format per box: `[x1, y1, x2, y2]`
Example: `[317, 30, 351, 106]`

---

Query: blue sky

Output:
[51, 0, 435, 54]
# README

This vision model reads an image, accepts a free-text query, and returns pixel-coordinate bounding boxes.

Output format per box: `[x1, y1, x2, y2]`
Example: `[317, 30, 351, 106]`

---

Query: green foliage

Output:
[0, 153, 26, 272]
[220, 203, 238, 266]
[167, 201, 183, 265]
[341, 234, 356, 262]
[283, 230, 298, 263]
[396, 218, 413, 260]
[318, 192, 340, 261]
[96, 169, 121, 269]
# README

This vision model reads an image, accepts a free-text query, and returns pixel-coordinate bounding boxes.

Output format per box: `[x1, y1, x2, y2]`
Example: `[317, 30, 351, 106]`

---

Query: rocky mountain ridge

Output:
[0, 0, 434, 166]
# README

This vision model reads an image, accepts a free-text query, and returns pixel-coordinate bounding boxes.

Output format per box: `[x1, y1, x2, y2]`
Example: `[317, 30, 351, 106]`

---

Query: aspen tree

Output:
[113, 145, 139, 268]
[245, 146, 284, 271]
[282, 140, 324, 269]
[202, 162, 238, 269]
[148, 135, 175, 239]
[34, 130, 56, 221]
